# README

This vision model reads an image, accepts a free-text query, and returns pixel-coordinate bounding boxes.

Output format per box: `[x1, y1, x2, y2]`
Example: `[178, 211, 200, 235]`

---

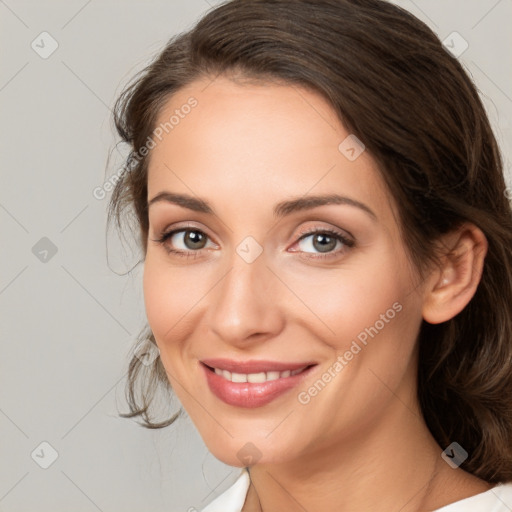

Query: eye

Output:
[151, 225, 355, 261]
[291, 227, 355, 260]
[152, 226, 216, 258]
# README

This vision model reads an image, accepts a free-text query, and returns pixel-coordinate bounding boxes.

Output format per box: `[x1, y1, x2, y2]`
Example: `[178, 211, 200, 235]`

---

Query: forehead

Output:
[151, 76, 349, 164]
[146, 76, 394, 225]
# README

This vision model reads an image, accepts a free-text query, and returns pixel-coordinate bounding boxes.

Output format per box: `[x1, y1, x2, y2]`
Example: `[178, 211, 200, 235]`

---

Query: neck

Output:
[245, 399, 464, 512]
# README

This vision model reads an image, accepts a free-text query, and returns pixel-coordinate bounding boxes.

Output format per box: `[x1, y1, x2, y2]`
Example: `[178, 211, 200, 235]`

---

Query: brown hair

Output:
[108, 0, 512, 483]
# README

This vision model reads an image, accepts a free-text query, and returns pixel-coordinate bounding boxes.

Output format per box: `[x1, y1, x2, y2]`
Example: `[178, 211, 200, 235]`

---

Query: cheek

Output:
[143, 260, 171, 336]
[142, 255, 205, 347]
[287, 256, 411, 353]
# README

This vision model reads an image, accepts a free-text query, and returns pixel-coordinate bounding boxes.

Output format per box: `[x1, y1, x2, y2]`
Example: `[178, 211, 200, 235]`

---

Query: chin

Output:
[204, 436, 295, 468]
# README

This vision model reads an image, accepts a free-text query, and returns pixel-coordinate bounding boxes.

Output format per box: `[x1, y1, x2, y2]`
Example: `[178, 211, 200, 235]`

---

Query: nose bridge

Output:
[208, 247, 282, 344]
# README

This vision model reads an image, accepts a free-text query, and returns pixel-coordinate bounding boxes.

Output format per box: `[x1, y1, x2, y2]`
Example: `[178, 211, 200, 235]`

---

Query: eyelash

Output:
[152, 226, 355, 261]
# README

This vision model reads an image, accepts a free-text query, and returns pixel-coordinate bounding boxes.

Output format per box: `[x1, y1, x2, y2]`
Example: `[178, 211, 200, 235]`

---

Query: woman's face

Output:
[144, 75, 428, 467]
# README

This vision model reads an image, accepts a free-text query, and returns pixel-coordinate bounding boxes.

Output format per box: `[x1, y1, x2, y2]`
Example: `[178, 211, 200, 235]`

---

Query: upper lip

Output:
[201, 358, 317, 374]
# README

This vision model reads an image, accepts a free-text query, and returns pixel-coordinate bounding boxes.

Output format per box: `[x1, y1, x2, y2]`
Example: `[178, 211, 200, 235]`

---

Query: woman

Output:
[109, 0, 512, 510]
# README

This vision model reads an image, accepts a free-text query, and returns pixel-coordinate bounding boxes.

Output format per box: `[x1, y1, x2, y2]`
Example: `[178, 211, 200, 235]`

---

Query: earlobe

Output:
[422, 223, 488, 325]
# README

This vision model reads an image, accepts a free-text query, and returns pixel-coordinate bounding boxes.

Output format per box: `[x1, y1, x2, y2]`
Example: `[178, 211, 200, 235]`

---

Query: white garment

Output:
[200, 468, 512, 512]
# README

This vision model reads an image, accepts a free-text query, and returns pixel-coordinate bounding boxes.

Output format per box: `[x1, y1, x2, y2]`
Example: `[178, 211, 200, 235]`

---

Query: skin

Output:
[143, 75, 491, 511]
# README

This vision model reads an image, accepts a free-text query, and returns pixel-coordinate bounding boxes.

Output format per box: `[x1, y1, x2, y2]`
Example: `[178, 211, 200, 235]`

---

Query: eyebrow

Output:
[147, 192, 377, 221]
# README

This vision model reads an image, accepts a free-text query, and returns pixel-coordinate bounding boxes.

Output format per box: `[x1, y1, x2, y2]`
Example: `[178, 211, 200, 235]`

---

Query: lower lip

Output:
[201, 363, 316, 408]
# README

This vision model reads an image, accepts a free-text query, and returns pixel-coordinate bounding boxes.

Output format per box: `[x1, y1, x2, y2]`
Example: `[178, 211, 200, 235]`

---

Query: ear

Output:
[422, 222, 488, 324]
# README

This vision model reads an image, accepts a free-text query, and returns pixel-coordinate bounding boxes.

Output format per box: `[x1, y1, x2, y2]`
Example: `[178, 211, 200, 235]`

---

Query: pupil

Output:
[186, 230, 206, 249]
[314, 234, 336, 253]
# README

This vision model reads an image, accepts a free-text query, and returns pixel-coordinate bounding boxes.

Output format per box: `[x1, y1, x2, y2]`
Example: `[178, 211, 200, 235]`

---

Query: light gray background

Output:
[1, 1, 511, 511]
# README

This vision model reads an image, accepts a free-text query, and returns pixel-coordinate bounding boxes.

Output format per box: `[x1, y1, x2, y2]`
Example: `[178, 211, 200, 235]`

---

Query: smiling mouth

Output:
[203, 363, 315, 383]
[201, 360, 318, 408]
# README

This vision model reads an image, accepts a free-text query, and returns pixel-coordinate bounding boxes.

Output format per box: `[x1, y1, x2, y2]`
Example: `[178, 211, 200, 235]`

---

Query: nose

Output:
[207, 251, 285, 348]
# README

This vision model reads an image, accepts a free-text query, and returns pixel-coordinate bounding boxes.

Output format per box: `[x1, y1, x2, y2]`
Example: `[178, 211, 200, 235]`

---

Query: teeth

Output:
[248, 372, 266, 383]
[231, 372, 247, 383]
[213, 366, 307, 382]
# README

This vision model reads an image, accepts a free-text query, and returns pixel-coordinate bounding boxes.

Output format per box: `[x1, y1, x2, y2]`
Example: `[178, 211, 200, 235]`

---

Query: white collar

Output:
[200, 469, 250, 512]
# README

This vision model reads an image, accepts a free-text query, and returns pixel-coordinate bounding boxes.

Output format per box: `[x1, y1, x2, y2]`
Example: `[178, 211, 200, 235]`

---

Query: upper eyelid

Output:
[154, 218, 352, 235]
[296, 224, 353, 240]
[158, 223, 218, 245]
[157, 225, 353, 248]
[157, 223, 348, 237]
